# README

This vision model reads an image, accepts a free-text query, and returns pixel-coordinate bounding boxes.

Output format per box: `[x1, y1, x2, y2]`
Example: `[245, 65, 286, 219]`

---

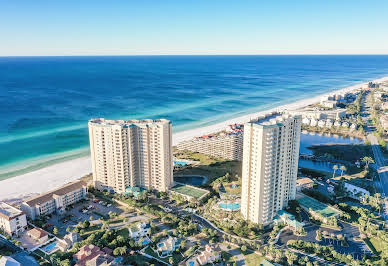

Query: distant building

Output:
[296, 178, 314, 191]
[20, 180, 88, 220]
[27, 228, 49, 243]
[176, 133, 243, 161]
[240, 114, 301, 225]
[344, 183, 370, 200]
[380, 115, 388, 130]
[317, 120, 325, 128]
[0, 202, 27, 237]
[350, 123, 358, 131]
[321, 100, 337, 109]
[341, 121, 350, 128]
[310, 118, 318, 127]
[88, 118, 173, 193]
[334, 121, 341, 127]
[325, 119, 333, 128]
[302, 117, 310, 125]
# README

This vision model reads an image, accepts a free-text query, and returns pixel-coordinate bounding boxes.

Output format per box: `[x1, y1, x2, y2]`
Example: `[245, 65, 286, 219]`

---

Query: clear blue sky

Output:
[1, 0, 387, 56]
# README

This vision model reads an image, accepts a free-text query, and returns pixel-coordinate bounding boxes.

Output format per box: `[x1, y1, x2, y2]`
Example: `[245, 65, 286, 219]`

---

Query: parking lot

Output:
[46, 198, 123, 236]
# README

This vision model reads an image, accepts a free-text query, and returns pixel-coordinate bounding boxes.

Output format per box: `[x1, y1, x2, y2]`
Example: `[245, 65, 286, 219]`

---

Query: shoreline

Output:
[1, 76, 388, 203]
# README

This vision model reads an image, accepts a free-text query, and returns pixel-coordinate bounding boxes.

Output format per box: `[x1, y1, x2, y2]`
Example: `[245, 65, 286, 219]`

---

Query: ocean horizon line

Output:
[2, 54, 388, 58]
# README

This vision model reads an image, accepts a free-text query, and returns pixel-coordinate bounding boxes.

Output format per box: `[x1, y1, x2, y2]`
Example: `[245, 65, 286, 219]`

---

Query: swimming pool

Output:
[41, 241, 58, 254]
[174, 160, 188, 166]
[219, 202, 241, 211]
[157, 242, 165, 248]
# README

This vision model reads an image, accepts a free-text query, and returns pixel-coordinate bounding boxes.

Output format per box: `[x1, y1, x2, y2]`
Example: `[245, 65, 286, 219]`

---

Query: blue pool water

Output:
[157, 243, 164, 248]
[41, 242, 58, 253]
[174, 160, 187, 166]
[219, 202, 241, 210]
[1, 55, 388, 179]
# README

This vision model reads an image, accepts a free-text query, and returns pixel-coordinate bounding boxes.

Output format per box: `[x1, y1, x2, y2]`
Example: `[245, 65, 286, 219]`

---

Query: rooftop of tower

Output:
[249, 112, 301, 127]
[89, 118, 171, 127]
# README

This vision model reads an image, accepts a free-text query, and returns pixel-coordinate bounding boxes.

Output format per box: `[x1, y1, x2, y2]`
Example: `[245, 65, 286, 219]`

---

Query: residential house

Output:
[74, 244, 114, 266]
[296, 178, 314, 192]
[128, 223, 150, 239]
[58, 232, 80, 252]
[0, 202, 27, 237]
[27, 228, 49, 243]
[196, 245, 221, 265]
[157, 236, 179, 257]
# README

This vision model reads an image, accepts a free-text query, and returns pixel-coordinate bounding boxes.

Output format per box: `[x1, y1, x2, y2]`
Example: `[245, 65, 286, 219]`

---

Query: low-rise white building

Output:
[302, 117, 310, 125]
[344, 183, 370, 200]
[318, 120, 326, 128]
[20, 181, 88, 220]
[128, 222, 150, 239]
[27, 227, 49, 243]
[350, 123, 358, 131]
[341, 121, 350, 128]
[310, 118, 318, 127]
[325, 119, 333, 128]
[0, 202, 27, 237]
[334, 121, 341, 127]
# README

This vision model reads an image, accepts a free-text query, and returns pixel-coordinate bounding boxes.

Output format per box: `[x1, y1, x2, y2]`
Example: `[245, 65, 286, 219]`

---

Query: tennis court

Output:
[297, 195, 340, 218]
[170, 183, 209, 199]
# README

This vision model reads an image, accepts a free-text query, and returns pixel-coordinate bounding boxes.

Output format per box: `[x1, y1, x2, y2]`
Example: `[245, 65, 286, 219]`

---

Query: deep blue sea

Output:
[1, 55, 388, 179]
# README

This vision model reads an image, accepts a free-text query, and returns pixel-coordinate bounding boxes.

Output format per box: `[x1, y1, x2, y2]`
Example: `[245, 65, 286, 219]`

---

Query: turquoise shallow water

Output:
[1, 55, 388, 179]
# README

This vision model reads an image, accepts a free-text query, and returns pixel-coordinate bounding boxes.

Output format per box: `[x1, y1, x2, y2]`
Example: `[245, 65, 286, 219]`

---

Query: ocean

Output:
[1, 55, 388, 179]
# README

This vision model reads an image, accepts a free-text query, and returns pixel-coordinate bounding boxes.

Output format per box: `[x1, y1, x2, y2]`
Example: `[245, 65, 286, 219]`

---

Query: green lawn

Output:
[244, 250, 264, 266]
[297, 195, 340, 218]
[170, 183, 209, 199]
[117, 227, 129, 238]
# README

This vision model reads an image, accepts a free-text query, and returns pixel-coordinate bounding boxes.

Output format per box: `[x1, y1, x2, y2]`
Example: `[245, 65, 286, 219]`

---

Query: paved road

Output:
[361, 91, 388, 220]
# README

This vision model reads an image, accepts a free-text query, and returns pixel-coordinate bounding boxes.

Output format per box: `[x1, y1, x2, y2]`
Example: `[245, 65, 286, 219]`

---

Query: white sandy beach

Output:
[1, 76, 388, 202]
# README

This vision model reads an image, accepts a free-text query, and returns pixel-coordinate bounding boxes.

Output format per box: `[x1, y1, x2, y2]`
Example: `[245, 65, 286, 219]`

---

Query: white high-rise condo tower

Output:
[88, 118, 173, 193]
[241, 113, 301, 225]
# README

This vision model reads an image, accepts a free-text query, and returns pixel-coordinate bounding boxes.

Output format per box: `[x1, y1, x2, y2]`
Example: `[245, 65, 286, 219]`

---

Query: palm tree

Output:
[340, 165, 347, 177]
[119, 246, 127, 256]
[332, 164, 338, 178]
[362, 156, 374, 169]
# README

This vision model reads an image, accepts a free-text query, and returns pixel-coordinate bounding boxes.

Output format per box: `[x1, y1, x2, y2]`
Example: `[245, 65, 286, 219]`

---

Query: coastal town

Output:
[2, 78, 388, 266]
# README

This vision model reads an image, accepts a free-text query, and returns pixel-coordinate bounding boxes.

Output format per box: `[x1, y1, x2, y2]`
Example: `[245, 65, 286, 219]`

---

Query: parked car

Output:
[107, 204, 112, 207]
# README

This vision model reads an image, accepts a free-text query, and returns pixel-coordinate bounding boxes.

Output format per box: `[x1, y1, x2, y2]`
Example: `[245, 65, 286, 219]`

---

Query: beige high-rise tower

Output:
[88, 118, 173, 193]
[241, 113, 301, 225]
